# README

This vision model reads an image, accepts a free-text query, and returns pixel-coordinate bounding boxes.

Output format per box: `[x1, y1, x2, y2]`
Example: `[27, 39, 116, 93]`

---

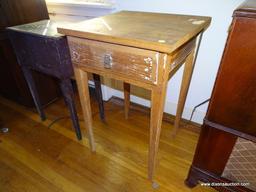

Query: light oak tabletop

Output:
[57, 11, 211, 53]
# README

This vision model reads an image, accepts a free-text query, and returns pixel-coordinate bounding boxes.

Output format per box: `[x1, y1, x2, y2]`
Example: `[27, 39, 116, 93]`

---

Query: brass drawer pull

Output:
[104, 54, 113, 69]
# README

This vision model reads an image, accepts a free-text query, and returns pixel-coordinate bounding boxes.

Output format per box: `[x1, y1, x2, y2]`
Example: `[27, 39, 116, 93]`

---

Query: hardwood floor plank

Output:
[0, 95, 215, 192]
[0, 148, 62, 192]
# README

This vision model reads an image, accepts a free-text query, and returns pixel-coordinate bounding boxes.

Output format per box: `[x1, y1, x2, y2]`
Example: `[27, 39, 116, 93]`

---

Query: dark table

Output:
[7, 20, 105, 140]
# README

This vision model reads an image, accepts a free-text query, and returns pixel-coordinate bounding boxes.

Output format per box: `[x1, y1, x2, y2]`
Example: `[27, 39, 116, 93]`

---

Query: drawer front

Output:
[68, 37, 160, 84]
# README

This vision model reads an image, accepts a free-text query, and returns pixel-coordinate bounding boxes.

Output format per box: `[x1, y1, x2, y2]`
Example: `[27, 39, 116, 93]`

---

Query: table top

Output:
[7, 20, 67, 38]
[58, 11, 211, 53]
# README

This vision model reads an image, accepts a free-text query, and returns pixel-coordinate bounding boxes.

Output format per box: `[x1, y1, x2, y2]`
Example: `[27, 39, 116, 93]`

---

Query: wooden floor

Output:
[0, 91, 216, 192]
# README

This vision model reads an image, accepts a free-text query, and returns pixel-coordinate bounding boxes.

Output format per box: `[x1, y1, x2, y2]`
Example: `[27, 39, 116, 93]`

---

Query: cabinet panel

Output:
[207, 17, 256, 137]
[186, 1, 256, 191]
[0, 0, 49, 30]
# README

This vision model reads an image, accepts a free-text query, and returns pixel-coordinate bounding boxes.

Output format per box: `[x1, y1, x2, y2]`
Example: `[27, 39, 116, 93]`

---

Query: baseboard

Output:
[87, 81, 202, 133]
[109, 96, 201, 134]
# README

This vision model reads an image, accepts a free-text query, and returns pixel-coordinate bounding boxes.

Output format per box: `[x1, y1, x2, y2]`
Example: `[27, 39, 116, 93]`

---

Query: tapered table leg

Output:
[173, 49, 196, 136]
[74, 68, 95, 151]
[148, 85, 168, 181]
[123, 82, 130, 119]
[21, 67, 46, 121]
[60, 79, 82, 140]
[93, 74, 105, 121]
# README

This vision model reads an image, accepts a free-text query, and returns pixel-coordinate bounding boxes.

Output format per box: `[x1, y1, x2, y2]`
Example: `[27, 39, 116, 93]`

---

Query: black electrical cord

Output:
[47, 106, 118, 129]
[184, 98, 210, 128]
[48, 116, 70, 129]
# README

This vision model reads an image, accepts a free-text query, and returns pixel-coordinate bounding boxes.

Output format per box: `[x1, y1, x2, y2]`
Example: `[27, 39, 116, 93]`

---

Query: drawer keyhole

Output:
[104, 54, 113, 69]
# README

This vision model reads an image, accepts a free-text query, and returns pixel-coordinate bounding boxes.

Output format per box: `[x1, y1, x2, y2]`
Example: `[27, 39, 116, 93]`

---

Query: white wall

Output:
[48, 0, 244, 124]
[47, 1, 115, 21]
[108, 0, 244, 124]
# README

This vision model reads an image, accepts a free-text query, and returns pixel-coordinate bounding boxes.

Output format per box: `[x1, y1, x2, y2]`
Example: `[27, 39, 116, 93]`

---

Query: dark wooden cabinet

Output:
[186, 0, 256, 191]
[0, 0, 59, 106]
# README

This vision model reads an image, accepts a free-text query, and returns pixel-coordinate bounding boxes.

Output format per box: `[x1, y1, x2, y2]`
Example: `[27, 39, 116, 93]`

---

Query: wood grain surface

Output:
[58, 11, 211, 53]
[0, 95, 216, 192]
[68, 37, 159, 85]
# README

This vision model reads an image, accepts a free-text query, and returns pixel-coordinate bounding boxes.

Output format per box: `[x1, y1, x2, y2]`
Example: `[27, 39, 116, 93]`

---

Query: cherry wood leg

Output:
[173, 49, 196, 136]
[21, 67, 46, 121]
[148, 85, 168, 181]
[123, 82, 130, 119]
[60, 79, 82, 140]
[74, 68, 95, 151]
[92, 74, 105, 121]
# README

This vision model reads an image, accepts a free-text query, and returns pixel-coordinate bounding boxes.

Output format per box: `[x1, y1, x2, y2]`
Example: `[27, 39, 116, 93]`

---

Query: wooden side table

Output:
[58, 11, 211, 181]
[7, 20, 105, 140]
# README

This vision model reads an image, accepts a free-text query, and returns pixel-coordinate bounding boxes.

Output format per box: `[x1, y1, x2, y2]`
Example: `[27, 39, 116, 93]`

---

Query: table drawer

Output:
[68, 37, 160, 84]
